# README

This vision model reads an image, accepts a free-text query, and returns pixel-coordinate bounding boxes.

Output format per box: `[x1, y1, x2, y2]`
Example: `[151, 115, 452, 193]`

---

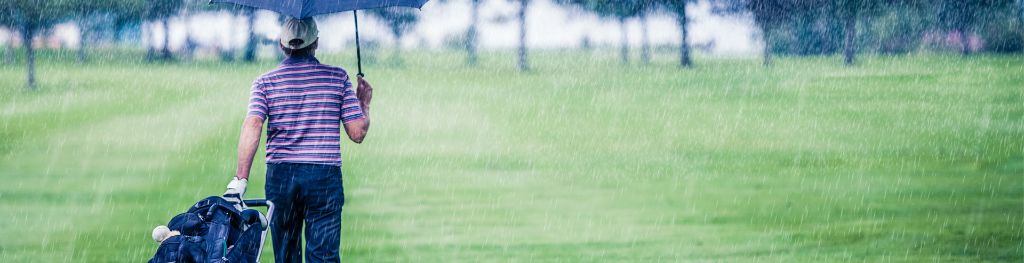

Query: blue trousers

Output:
[266, 163, 345, 263]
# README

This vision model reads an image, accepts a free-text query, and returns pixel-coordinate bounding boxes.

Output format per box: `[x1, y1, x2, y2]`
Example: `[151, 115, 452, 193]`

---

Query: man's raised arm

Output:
[344, 76, 373, 143]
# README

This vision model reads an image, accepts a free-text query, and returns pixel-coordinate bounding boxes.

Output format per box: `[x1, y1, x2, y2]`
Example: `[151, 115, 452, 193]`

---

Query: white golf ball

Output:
[152, 225, 170, 242]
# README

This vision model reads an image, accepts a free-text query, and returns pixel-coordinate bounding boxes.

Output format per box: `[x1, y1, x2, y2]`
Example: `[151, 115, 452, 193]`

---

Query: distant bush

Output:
[865, 5, 933, 54]
[766, 7, 844, 56]
[980, 11, 1024, 53]
[731, 2, 1023, 56]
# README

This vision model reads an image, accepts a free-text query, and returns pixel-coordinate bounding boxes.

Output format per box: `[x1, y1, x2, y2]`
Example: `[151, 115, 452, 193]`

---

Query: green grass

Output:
[0, 49, 1022, 262]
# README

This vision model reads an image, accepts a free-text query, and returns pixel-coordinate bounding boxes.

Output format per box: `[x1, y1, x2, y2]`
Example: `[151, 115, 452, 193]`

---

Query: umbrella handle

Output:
[354, 10, 364, 78]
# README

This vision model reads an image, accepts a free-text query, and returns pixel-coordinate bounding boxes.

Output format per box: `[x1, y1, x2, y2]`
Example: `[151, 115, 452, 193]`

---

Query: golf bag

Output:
[149, 196, 274, 263]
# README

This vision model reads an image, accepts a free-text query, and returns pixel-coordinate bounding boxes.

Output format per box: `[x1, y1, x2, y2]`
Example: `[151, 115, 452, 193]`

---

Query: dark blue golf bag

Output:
[149, 196, 274, 263]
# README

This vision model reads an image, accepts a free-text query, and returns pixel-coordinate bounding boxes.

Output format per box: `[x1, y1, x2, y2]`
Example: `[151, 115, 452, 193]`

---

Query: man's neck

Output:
[282, 54, 319, 65]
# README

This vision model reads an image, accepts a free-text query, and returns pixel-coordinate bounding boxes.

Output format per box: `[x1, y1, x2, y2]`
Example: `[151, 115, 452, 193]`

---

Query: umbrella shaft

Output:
[354, 11, 364, 77]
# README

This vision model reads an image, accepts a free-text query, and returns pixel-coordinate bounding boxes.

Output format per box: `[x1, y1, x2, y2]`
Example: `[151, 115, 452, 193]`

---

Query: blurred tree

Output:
[73, 1, 126, 64]
[0, 0, 76, 89]
[73, 2, 101, 64]
[513, 0, 530, 71]
[835, 0, 883, 65]
[180, 0, 203, 61]
[1019, 0, 1024, 18]
[192, 0, 245, 62]
[713, 0, 796, 66]
[938, 0, 1015, 55]
[978, 0, 1024, 53]
[182, 0, 256, 62]
[862, 1, 933, 54]
[242, 7, 257, 62]
[638, 11, 651, 64]
[4, 32, 13, 64]
[467, 0, 482, 65]
[790, 2, 842, 56]
[110, 0, 146, 45]
[145, 0, 184, 61]
[658, 0, 697, 68]
[557, 0, 651, 64]
[439, 0, 483, 65]
[368, 7, 421, 65]
[1019, 0, 1024, 21]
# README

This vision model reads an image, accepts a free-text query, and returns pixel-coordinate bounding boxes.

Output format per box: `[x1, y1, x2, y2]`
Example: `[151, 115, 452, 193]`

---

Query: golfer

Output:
[224, 17, 372, 263]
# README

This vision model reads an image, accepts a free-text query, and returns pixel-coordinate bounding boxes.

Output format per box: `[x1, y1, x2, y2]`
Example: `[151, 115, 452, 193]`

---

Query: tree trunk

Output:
[4, 33, 14, 65]
[161, 18, 172, 60]
[678, 2, 692, 68]
[517, 0, 529, 71]
[221, 13, 238, 62]
[243, 9, 257, 62]
[843, 14, 856, 66]
[184, 14, 195, 61]
[762, 26, 772, 66]
[466, 0, 480, 65]
[619, 16, 629, 64]
[146, 22, 155, 62]
[640, 13, 650, 65]
[22, 24, 36, 90]
[392, 27, 403, 65]
[77, 21, 88, 64]
[959, 28, 970, 56]
[114, 20, 125, 43]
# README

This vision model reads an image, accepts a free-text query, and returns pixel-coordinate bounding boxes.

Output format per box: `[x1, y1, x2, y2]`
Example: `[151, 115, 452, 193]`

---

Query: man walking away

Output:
[223, 17, 373, 263]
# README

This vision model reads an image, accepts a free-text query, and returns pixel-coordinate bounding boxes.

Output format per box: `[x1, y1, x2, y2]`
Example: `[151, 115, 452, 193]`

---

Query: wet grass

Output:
[0, 49, 1022, 262]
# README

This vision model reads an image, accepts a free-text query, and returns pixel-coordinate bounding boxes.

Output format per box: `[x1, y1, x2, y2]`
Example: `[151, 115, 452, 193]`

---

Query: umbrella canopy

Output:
[210, 0, 429, 18]
[210, 0, 430, 76]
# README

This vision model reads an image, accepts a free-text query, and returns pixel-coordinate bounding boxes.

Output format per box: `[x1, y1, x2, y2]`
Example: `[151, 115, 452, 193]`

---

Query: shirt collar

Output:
[281, 55, 320, 65]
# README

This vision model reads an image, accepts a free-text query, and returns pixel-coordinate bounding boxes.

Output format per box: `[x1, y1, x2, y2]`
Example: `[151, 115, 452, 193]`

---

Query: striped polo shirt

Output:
[247, 56, 364, 166]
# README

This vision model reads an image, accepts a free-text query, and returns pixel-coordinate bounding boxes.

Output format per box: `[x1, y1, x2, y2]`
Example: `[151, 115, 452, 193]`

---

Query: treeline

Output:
[713, 0, 1024, 66]
[1, 0, 291, 89]
[2, 0, 1024, 89]
[1, 0, 439, 89]
[552, 0, 1023, 68]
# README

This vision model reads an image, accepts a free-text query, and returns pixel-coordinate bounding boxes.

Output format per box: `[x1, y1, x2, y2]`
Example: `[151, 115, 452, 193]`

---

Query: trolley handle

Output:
[242, 199, 274, 220]
[243, 199, 270, 207]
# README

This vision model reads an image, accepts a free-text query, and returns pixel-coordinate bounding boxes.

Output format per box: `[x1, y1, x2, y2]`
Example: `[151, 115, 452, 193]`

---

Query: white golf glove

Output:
[224, 177, 248, 204]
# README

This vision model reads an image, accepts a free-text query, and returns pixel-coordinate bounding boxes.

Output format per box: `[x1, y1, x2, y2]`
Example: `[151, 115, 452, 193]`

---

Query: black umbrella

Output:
[210, 0, 430, 76]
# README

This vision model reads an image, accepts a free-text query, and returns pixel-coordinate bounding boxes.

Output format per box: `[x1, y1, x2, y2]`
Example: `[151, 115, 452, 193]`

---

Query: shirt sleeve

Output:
[340, 79, 365, 124]
[247, 80, 268, 120]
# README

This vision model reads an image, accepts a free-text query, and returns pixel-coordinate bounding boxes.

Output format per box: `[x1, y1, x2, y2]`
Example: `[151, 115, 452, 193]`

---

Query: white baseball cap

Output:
[280, 17, 319, 49]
